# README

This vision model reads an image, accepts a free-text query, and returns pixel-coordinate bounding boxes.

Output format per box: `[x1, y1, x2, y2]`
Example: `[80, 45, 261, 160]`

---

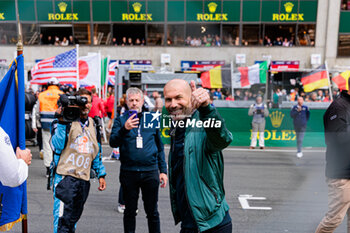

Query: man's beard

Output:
[169, 106, 193, 121]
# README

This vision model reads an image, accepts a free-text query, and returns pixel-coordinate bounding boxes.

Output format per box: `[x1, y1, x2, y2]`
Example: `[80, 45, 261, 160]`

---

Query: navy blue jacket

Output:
[109, 112, 167, 174]
[290, 104, 310, 129]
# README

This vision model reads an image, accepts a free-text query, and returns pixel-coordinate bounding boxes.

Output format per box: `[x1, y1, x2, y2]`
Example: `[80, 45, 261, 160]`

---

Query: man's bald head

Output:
[164, 79, 191, 96]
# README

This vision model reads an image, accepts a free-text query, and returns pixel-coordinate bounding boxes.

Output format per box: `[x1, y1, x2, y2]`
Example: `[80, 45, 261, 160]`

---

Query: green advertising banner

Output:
[0, 0, 16, 21]
[93, 1, 110, 22]
[37, 0, 54, 21]
[168, 1, 185, 22]
[186, 0, 240, 22]
[160, 108, 326, 148]
[339, 12, 350, 33]
[18, 0, 36, 21]
[261, 0, 317, 23]
[243, 0, 261, 22]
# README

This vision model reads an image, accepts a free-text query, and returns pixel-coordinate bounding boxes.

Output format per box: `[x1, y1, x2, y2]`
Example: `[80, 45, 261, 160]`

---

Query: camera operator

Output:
[248, 95, 269, 149]
[50, 88, 106, 233]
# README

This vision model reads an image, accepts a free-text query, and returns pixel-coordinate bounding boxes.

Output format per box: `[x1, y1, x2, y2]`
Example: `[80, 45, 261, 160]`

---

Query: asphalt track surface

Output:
[9, 144, 348, 233]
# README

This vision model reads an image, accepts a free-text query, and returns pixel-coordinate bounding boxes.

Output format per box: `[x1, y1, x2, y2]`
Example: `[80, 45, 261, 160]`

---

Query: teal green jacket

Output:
[168, 104, 233, 232]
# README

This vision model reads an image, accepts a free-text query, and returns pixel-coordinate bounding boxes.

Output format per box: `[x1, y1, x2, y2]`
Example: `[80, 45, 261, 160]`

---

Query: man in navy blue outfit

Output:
[290, 96, 310, 158]
[109, 87, 168, 233]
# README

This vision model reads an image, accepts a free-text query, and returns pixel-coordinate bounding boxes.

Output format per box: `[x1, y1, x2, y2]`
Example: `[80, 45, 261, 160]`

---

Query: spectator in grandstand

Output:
[282, 38, 290, 47]
[61, 37, 68, 46]
[214, 89, 223, 100]
[141, 38, 146, 46]
[121, 37, 127, 46]
[281, 89, 288, 101]
[289, 89, 297, 102]
[135, 38, 141, 46]
[203, 36, 210, 47]
[215, 35, 221, 46]
[39, 33, 44, 45]
[54, 36, 60, 46]
[185, 36, 191, 46]
[323, 91, 331, 102]
[274, 37, 283, 46]
[235, 36, 240, 46]
[317, 90, 325, 101]
[310, 92, 319, 102]
[68, 36, 74, 45]
[235, 90, 243, 100]
[128, 37, 133, 46]
[289, 37, 294, 46]
[249, 96, 269, 149]
[112, 37, 117, 46]
[273, 88, 282, 107]
[47, 35, 54, 45]
[152, 91, 163, 112]
[225, 94, 234, 101]
[290, 96, 310, 158]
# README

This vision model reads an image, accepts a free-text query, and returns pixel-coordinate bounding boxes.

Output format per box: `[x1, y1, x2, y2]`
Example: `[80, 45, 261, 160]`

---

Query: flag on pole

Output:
[200, 64, 232, 89]
[101, 57, 108, 99]
[78, 53, 100, 88]
[332, 70, 350, 91]
[108, 62, 117, 86]
[301, 64, 328, 93]
[31, 48, 77, 85]
[0, 54, 27, 231]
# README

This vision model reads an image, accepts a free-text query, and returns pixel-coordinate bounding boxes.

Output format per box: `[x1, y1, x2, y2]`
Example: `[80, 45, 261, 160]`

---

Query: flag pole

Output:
[15, 2, 28, 231]
[76, 44, 79, 90]
[325, 61, 333, 101]
[230, 60, 234, 97]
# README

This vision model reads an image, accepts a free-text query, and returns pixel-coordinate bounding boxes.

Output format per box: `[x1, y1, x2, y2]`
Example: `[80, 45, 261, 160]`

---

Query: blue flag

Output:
[0, 54, 27, 231]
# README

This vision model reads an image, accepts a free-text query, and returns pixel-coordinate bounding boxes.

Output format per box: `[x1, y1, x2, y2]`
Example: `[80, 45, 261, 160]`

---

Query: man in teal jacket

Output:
[163, 79, 233, 233]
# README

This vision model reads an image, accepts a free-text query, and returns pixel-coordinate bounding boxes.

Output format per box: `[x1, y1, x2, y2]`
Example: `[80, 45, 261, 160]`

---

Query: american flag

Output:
[31, 48, 77, 85]
[108, 61, 117, 85]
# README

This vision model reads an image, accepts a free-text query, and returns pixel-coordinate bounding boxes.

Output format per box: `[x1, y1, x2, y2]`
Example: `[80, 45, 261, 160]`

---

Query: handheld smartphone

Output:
[128, 110, 138, 119]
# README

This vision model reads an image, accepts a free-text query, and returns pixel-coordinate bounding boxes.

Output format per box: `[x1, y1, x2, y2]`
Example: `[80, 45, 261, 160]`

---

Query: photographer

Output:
[248, 96, 269, 149]
[50, 88, 106, 233]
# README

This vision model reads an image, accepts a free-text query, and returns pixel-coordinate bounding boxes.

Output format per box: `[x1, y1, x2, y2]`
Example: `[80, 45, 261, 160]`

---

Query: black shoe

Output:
[46, 167, 50, 178]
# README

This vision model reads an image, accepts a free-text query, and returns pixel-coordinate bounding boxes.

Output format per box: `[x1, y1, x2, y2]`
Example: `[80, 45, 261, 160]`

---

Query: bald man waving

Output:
[164, 80, 233, 233]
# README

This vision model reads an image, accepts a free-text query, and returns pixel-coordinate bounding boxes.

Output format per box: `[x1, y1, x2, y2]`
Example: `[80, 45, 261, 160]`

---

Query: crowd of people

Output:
[184, 34, 222, 47]
[111, 37, 146, 46]
[39, 34, 79, 46]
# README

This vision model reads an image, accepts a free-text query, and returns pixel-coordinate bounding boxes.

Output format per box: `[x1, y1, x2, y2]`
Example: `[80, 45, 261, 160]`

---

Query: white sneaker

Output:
[296, 152, 303, 158]
[117, 204, 125, 214]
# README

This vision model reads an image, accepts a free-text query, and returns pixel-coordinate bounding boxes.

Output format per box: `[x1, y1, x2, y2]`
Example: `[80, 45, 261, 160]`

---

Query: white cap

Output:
[48, 77, 59, 85]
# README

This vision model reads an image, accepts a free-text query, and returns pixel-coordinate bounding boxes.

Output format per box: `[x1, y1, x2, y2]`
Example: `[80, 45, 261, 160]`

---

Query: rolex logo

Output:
[58, 2, 67, 13]
[284, 2, 294, 13]
[208, 2, 218, 13]
[269, 111, 285, 128]
[132, 2, 142, 13]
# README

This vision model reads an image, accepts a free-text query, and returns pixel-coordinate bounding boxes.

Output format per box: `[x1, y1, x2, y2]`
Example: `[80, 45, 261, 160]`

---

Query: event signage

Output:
[122, 2, 152, 21]
[270, 61, 300, 71]
[181, 60, 225, 71]
[272, 2, 304, 22]
[0, 12, 4, 20]
[48, 2, 78, 21]
[118, 60, 153, 71]
[197, 2, 228, 21]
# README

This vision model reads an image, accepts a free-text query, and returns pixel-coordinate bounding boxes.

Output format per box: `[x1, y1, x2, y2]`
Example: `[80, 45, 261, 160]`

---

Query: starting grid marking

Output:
[238, 195, 272, 210]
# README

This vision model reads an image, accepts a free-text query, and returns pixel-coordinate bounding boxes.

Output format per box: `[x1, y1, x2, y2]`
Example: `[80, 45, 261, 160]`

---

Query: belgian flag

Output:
[200, 64, 232, 89]
[332, 70, 350, 91]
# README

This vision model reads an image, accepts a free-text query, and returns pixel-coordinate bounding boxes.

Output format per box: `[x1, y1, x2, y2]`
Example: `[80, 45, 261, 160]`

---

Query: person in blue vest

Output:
[290, 96, 310, 158]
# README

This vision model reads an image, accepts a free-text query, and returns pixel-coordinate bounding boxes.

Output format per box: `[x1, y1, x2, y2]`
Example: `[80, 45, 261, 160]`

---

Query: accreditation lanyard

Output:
[80, 120, 89, 133]
[136, 124, 143, 149]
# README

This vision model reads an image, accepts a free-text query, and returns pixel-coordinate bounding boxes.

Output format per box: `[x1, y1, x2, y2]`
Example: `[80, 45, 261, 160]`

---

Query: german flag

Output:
[301, 64, 329, 93]
[332, 70, 350, 91]
[200, 64, 231, 89]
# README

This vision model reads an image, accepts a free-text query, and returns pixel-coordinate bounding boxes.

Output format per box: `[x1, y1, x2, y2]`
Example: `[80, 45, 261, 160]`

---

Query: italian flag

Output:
[237, 61, 268, 87]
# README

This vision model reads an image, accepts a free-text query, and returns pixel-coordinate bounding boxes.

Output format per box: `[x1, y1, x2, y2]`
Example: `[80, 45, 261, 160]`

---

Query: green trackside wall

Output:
[160, 108, 326, 147]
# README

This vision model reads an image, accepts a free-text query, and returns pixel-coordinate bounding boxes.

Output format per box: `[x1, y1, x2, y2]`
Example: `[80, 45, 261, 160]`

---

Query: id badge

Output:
[136, 136, 143, 149]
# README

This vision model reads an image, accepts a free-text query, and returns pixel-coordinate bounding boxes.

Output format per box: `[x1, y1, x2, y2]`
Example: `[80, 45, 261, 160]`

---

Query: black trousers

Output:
[56, 176, 90, 233]
[180, 221, 232, 233]
[120, 170, 160, 233]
